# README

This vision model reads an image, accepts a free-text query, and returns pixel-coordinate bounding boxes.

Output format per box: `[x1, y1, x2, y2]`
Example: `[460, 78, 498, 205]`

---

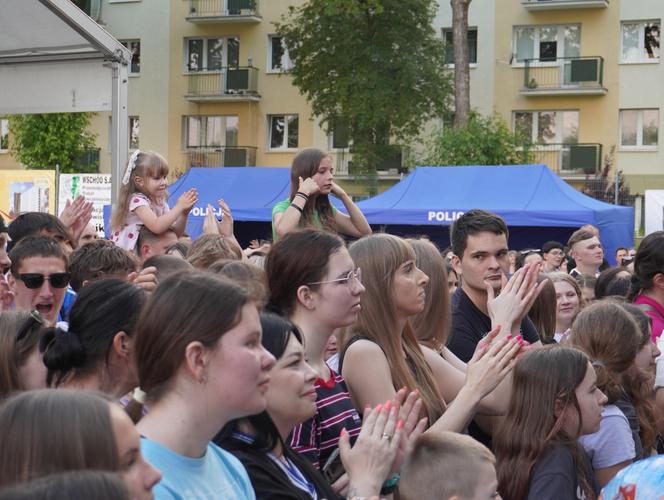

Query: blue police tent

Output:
[167, 167, 291, 241]
[356, 165, 634, 264]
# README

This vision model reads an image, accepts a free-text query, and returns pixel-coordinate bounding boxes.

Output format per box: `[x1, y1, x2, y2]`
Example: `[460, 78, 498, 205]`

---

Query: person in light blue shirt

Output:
[128, 271, 276, 500]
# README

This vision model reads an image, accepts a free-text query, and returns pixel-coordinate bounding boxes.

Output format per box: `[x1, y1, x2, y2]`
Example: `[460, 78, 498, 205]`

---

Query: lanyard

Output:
[268, 452, 318, 499]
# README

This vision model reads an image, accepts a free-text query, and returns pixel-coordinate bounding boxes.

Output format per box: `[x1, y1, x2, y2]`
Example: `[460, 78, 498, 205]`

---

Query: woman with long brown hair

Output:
[271, 148, 371, 241]
[494, 346, 606, 500]
[568, 302, 644, 487]
[339, 233, 521, 432]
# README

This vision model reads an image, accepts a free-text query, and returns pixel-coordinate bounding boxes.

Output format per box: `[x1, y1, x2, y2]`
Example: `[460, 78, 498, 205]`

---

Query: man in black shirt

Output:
[449, 209, 542, 363]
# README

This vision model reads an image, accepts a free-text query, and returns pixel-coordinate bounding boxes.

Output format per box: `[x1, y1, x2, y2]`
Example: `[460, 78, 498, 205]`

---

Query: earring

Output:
[198, 374, 208, 384]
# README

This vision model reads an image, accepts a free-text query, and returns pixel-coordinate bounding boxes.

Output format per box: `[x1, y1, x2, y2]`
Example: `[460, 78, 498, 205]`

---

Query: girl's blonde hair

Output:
[340, 234, 446, 423]
[110, 151, 169, 232]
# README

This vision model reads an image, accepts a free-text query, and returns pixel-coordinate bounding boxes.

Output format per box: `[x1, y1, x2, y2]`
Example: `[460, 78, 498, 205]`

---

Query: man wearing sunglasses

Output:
[8, 236, 69, 325]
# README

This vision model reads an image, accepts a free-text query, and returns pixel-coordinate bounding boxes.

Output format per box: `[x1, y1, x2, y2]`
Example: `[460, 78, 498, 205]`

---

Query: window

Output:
[0, 119, 8, 152]
[185, 37, 239, 72]
[268, 36, 292, 72]
[329, 117, 351, 150]
[443, 28, 478, 65]
[513, 110, 579, 144]
[120, 40, 141, 74]
[513, 25, 580, 63]
[620, 109, 659, 148]
[268, 115, 299, 150]
[129, 116, 140, 150]
[621, 21, 660, 62]
[183, 116, 239, 148]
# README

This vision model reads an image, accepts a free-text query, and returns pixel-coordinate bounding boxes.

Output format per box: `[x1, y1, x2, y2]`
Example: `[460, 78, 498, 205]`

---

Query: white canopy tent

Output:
[0, 0, 131, 201]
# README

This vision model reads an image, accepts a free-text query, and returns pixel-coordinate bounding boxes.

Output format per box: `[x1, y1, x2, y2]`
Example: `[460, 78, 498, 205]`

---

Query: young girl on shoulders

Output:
[494, 346, 606, 500]
[110, 150, 197, 252]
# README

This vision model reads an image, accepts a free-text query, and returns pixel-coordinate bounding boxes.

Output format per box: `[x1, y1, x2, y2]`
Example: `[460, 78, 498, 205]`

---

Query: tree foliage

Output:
[276, 0, 452, 171]
[423, 112, 533, 166]
[7, 113, 98, 173]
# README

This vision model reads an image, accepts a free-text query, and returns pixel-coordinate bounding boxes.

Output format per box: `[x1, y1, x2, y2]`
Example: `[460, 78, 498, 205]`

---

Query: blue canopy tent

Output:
[356, 165, 634, 265]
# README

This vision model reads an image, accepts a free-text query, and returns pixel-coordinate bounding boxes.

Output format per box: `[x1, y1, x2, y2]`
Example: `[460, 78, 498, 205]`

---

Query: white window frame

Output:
[183, 37, 239, 73]
[182, 115, 239, 149]
[512, 24, 581, 67]
[620, 20, 661, 64]
[119, 39, 140, 75]
[327, 119, 351, 152]
[267, 35, 293, 73]
[619, 109, 659, 150]
[512, 110, 580, 145]
[267, 114, 299, 151]
[442, 28, 478, 68]
[0, 118, 8, 153]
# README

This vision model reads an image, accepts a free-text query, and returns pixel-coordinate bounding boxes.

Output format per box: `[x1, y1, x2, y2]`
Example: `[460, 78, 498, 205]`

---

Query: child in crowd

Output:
[400, 431, 499, 500]
[110, 150, 197, 253]
[494, 346, 607, 500]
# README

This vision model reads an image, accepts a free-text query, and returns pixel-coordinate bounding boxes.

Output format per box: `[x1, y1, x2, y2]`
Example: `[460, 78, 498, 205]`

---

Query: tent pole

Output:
[110, 61, 129, 204]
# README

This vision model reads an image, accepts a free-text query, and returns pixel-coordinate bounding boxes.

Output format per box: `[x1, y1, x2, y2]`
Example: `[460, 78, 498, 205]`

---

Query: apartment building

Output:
[435, 0, 662, 194]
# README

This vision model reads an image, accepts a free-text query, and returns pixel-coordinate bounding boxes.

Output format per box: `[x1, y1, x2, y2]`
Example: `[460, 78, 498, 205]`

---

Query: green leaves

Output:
[6, 113, 98, 173]
[423, 112, 534, 166]
[275, 0, 452, 171]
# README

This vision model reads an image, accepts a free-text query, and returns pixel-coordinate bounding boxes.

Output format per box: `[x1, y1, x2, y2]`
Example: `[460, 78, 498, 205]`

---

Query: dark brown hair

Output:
[68, 240, 137, 292]
[494, 346, 595, 500]
[9, 236, 68, 276]
[629, 231, 664, 300]
[129, 272, 249, 415]
[528, 275, 556, 343]
[0, 390, 119, 487]
[0, 470, 129, 500]
[450, 209, 508, 259]
[265, 229, 345, 316]
[289, 148, 335, 232]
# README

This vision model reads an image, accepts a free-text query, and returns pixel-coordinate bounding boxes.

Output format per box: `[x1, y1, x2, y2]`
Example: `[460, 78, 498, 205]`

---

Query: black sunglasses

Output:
[16, 309, 45, 342]
[17, 272, 70, 289]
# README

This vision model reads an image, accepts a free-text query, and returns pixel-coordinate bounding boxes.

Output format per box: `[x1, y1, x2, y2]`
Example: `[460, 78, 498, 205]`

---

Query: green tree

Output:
[423, 112, 534, 166]
[7, 113, 98, 173]
[276, 0, 452, 172]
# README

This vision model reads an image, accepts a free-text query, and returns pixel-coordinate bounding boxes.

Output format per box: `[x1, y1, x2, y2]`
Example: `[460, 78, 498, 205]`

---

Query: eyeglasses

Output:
[307, 268, 362, 287]
[16, 309, 45, 342]
[17, 272, 70, 289]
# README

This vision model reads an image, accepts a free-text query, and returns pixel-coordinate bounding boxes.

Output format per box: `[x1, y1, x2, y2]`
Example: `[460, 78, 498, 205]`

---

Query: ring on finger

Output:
[381, 433, 391, 440]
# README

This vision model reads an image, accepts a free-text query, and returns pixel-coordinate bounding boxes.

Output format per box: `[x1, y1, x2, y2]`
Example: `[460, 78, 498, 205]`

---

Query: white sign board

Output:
[58, 174, 112, 235]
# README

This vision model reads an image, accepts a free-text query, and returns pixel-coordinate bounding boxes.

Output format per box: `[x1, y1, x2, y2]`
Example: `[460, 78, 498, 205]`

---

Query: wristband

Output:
[380, 473, 400, 495]
[295, 192, 309, 201]
[289, 203, 303, 214]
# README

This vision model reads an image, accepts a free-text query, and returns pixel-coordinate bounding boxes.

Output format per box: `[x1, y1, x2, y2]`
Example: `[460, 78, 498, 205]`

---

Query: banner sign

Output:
[0, 170, 56, 219]
[58, 173, 112, 235]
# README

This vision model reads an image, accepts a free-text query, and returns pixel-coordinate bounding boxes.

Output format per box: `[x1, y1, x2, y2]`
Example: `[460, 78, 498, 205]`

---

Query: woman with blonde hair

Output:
[339, 233, 521, 432]
[548, 272, 584, 342]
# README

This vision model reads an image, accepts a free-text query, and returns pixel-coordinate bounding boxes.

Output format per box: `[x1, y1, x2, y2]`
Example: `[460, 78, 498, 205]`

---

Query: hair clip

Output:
[132, 387, 147, 404]
[121, 149, 142, 185]
[591, 360, 606, 368]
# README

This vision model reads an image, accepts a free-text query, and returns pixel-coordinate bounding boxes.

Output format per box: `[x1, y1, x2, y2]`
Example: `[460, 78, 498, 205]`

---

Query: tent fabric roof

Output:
[0, 0, 128, 63]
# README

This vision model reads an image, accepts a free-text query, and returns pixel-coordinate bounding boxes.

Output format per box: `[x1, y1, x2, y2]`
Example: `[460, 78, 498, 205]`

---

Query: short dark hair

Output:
[136, 226, 175, 258]
[450, 209, 508, 259]
[9, 236, 67, 276]
[8, 213, 70, 250]
[541, 241, 563, 254]
[567, 229, 595, 249]
[142, 254, 193, 281]
[68, 240, 137, 292]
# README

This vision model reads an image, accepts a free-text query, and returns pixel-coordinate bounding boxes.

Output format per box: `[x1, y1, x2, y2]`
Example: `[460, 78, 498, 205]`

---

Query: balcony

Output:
[183, 147, 257, 168]
[521, 57, 607, 96]
[522, 0, 608, 11]
[530, 143, 602, 177]
[185, 0, 261, 23]
[185, 67, 260, 102]
[334, 147, 408, 178]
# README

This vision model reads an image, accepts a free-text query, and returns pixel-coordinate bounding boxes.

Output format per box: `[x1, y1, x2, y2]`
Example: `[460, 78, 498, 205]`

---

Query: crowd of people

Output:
[0, 147, 663, 499]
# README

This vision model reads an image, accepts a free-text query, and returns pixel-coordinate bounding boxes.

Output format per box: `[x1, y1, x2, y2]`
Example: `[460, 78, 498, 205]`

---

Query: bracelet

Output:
[380, 473, 400, 496]
[289, 202, 303, 214]
[295, 192, 309, 202]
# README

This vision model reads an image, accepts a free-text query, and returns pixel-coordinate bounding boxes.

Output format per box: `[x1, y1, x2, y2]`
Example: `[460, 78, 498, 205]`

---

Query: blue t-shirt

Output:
[141, 437, 256, 500]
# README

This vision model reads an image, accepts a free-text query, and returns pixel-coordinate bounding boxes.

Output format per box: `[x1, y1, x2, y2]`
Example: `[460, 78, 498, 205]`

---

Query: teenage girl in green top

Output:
[272, 148, 372, 241]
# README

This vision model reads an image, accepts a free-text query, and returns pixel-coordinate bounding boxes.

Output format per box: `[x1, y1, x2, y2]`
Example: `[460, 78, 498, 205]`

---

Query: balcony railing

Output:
[186, 0, 261, 22]
[183, 147, 257, 168]
[522, 0, 609, 10]
[522, 57, 607, 96]
[185, 67, 259, 102]
[530, 143, 602, 175]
